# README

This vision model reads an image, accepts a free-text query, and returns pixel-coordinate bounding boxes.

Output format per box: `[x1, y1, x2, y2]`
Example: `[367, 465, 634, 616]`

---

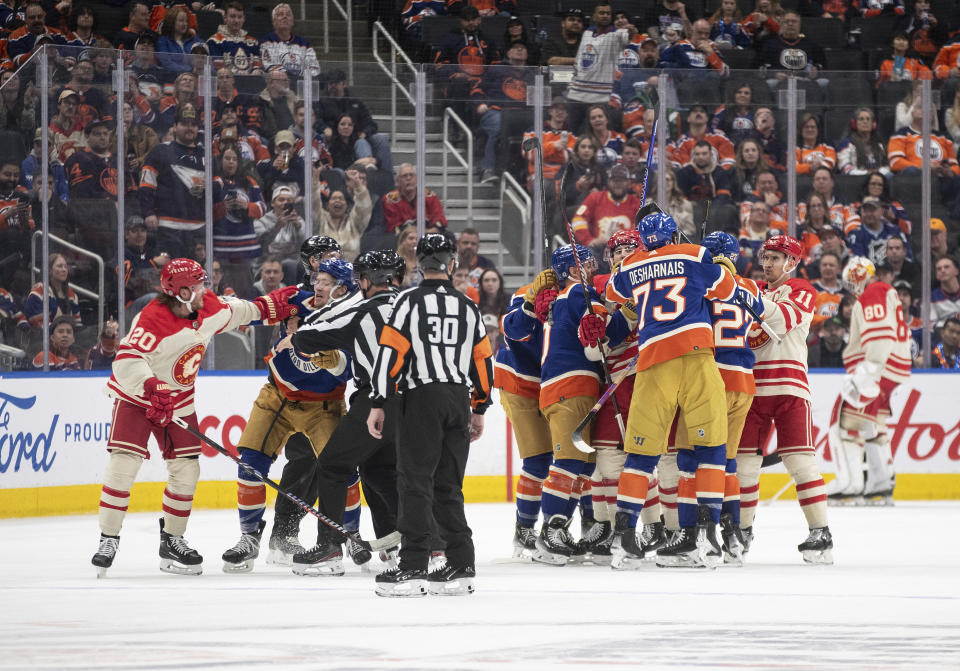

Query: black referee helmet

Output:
[354, 249, 404, 286]
[300, 235, 342, 271]
[416, 233, 457, 272]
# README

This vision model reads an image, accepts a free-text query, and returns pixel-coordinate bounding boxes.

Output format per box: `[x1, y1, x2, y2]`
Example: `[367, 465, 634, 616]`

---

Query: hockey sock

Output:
[541, 459, 583, 520]
[658, 453, 680, 531]
[693, 445, 726, 524]
[516, 452, 551, 527]
[737, 452, 762, 528]
[616, 453, 659, 528]
[782, 453, 828, 529]
[163, 456, 200, 536]
[578, 462, 596, 521]
[344, 471, 362, 533]
[722, 458, 741, 525]
[676, 449, 698, 528]
[593, 448, 626, 523]
[564, 473, 583, 520]
[640, 477, 661, 525]
[237, 449, 273, 534]
[99, 451, 144, 536]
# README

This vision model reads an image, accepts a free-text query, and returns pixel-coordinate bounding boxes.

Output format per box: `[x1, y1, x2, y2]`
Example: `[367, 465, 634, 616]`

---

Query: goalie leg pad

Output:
[163, 456, 200, 536]
[863, 428, 895, 497]
[736, 453, 762, 529]
[99, 451, 144, 536]
[830, 410, 868, 497]
[782, 453, 828, 529]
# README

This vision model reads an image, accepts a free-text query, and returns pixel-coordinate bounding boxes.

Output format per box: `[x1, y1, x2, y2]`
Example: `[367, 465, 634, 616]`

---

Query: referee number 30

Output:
[427, 315, 460, 345]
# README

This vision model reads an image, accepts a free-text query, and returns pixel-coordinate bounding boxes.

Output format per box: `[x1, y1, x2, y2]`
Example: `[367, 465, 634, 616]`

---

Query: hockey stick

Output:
[521, 135, 549, 263]
[639, 119, 657, 208]
[735, 291, 782, 345]
[172, 417, 400, 552]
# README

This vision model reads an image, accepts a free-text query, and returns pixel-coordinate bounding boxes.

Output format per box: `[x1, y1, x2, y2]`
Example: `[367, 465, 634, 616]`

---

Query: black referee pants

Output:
[314, 393, 399, 541]
[396, 382, 474, 572]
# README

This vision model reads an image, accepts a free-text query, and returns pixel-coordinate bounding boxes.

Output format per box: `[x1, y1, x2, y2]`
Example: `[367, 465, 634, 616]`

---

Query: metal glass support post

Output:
[114, 53, 127, 336]
[303, 73, 314, 237]
[785, 76, 799, 238]
[656, 73, 668, 207]
[40, 46, 50, 371]
[415, 70, 426, 235]
[532, 73, 545, 273]
[920, 80, 933, 369]
[202, 60, 215, 368]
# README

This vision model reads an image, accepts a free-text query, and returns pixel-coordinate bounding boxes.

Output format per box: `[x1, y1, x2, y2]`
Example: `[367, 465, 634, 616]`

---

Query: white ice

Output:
[2, 502, 960, 671]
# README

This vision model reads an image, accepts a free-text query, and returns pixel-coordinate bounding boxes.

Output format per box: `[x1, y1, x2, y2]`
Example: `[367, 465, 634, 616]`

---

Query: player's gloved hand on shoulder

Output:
[254, 285, 299, 323]
[841, 361, 882, 408]
[578, 313, 606, 348]
[618, 300, 638, 325]
[310, 350, 341, 370]
[143, 376, 174, 426]
[522, 268, 558, 304]
[533, 287, 558, 322]
[713, 255, 737, 276]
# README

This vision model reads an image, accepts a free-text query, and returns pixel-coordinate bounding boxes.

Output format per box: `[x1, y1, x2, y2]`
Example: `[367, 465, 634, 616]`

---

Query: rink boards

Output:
[1, 371, 958, 517]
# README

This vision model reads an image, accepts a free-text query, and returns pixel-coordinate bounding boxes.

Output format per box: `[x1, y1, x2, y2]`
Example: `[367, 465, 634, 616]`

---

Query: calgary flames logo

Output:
[172, 344, 205, 386]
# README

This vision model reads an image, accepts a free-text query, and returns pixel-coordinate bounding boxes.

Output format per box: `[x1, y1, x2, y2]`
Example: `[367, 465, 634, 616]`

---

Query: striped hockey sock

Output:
[516, 453, 551, 527]
[722, 458, 741, 525]
[676, 449, 698, 528]
[578, 463, 596, 520]
[541, 459, 583, 520]
[237, 449, 272, 534]
[737, 452, 762, 528]
[782, 453, 828, 529]
[616, 453, 660, 528]
[694, 445, 726, 524]
[344, 472, 362, 533]
[640, 477, 661, 525]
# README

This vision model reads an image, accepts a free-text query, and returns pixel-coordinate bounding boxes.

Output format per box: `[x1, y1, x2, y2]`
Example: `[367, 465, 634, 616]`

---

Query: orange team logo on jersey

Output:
[172, 344, 205, 386]
[68, 162, 92, 186]
[100, 167, 118, 196]
[503, 77, 527, 101]
[458, 46, 486, 76]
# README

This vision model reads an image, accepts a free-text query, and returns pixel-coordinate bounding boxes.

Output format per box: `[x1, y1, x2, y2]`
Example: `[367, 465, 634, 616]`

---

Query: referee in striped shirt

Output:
[367, 233, 494, 597]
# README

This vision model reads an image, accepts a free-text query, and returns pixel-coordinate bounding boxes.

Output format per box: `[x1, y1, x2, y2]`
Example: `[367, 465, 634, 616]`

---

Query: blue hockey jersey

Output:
[495, 285, 542, 400]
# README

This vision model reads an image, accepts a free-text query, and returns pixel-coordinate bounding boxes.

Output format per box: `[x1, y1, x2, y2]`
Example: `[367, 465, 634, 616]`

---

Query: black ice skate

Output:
[639, 519, 667, 556]
[513, 521, 538, 559]
[719, 513, 745, 567]
[375, 566, 428, 598]
[532, 515, 572, 566]
[798, 526, 834, 565]
[292, 538, 345, 576]
[221, 520, 266, 573]
[346, 537, 373, 567]
[740, 526, 755, 555]
[266, 513, 305, 566]
[92, 533, 119, 578]
[562, 517, 587, 564]
[158, 519, 203, 575]
[578, 520, 613, 565]
[379, 545, 399, 570]
[655, 526, 701, 568]
[610, 512, 644, 571]
[429, 550, 447, 573]
[427, 565, 476, 596]
[696, 507, 722, 569]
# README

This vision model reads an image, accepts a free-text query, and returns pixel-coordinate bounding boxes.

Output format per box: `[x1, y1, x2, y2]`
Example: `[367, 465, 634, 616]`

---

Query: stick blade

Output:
[367, 531, 402, 552]
[571, 428, 595, 454]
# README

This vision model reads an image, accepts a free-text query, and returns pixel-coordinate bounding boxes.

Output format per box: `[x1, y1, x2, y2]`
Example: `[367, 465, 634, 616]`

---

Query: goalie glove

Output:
[840, 360, 883, 409]
[143, 376, 174, 427]
[253, 286, 299, 323]
[309, 349, 342, 370]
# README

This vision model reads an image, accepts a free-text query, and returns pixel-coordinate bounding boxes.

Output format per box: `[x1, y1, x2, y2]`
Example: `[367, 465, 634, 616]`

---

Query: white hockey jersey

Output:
[107, 291, 261, 416]
[842, 281, 911, 385]
[748, 277, 817, 401]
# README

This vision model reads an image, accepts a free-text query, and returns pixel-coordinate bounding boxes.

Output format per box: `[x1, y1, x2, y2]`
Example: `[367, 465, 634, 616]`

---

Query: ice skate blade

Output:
[801, 548, 834, 565]
[266, 549, 294, 566]
[585, 553, 613, 566]
[610, 555, 644, 571]
[722, 551, 744, 567]
[375, 580, 427, 597]
[428, 577, 475, 596]
[701, 552, 723, 569]
[96, 567, 108, 578]
[291, 561, 345, 577]
[827, 495, 864, 507]
[531, 549, 569, 566]
[159, 559, 202, 575]
[222, 560, 254, 574]
[655, 553, 709, 569]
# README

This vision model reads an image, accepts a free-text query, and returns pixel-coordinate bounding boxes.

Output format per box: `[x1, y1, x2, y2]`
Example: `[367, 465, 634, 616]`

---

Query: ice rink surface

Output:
[2, 501, 959, 671]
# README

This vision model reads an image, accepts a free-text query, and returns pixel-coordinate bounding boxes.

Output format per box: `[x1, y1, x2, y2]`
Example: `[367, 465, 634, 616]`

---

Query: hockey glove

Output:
[253, 286, 299, 323]
[840, 360, 882, 409]
[578, 313, 607, 348]
[713, 255, 737, 276]
[310, 350, 342, 370]
[618, 300, 638, 326]
[143, 376, 174, 426]
[522, 268, 559, 304]
[533, 287, 559, 322]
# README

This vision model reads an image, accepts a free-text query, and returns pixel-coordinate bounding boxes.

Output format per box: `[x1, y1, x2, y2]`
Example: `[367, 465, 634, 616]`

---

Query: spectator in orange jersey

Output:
[878, 33, 932, 85]
[888, 103, 960, 218]
[742, 0, 782, 43]
[32, 316, 81, 370]
[522, 96, 575, 190]
[795, 113, 836, 175]
[669, 104, 736, 170]
[798, 166, 860, 233]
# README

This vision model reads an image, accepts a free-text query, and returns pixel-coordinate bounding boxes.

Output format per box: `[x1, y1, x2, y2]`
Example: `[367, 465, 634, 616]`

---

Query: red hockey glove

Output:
[578, 313, 606, 348]
[143, 376, 174, 427]
[253, 286, 299, 323]
[533, 287, 558, 322]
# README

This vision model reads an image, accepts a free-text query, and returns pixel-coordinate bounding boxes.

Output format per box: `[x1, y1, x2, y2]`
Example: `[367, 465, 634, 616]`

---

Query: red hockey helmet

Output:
[161, 258, 207, 299]
[607, 228, 644, 252]
[762, 234, 802, 262]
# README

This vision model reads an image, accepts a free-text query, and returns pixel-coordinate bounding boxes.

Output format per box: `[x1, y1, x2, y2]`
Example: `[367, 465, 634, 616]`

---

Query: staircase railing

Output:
[371, 21, 417, 147]
[31, 229, 105, 336]
[499, 171, 532, 282]
[442, 108, 473, 225]
[320, 0, 354, 83]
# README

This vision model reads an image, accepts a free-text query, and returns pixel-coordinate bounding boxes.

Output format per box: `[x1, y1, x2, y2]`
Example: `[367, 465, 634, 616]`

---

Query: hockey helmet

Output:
[637, 211, 677, 250]
[550, 243, 595, 282]
[354, 250, 402, 286]
[416, 233, 457, 272]
[842, 256, 875, 296]
[311, 258, 357, 292]
[300, 235, 342, 271]
[607, 228, 644, 253]
[702, 231, 740, 264]
[761, 234, 802, 262]
[161, 258, 207, 303]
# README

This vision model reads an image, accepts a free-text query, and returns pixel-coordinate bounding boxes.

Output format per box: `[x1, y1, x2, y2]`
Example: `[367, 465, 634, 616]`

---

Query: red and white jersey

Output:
[749, 277, 817, 400]
[571, 190, 642, 247]
[107, 291, 260, 416]
[842, 281, 912, 385]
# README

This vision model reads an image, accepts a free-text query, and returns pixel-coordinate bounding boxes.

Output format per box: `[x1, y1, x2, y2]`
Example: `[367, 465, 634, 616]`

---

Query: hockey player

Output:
[92, 259, 298, 576]
[221, 258, 354, 573]
[605, 212, 738, 568]
[739, 235, 833, 564]
[533, 244, 630, 566]
[496, 267, 559, 557]
[828, 257, 911, 505]
[658, 232, 763, 566]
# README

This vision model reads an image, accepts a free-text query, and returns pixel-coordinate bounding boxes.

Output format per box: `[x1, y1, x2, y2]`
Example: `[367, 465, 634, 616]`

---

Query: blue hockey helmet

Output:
[636, 212, 677, 250]
[312, 258, 357, 292]
[702, 231, 740, 263]
[550, 243, 595, 282]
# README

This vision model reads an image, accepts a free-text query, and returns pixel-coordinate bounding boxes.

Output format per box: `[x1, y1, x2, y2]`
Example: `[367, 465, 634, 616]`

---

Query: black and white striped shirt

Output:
[291, 288, 397, 391]
[371, 279, 494, 414]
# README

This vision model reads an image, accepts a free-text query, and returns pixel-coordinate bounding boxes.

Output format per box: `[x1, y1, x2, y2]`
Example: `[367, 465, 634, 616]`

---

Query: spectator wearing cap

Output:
[158, 72, 201, 133]
[258, 67, 298, 144]
[208, 0, 262, 76]
[667, 104, 735, 169]
[254, 184, 306, 260]
[658, 19, 729, 75]
[20, 127, 70, 207]
[6, 0, 66, 68]
[213, 102, 270, 168]
[139, 102, 205, 258]
[521, 96, 575, 189]
[49, 90, 86, 163]
[32, 316, 80, 371]
[893, 279, 922, 348]
[260, 3, 320, 77]
[846, 195, 912, 268]
[61, 55, 110, 127]
[758, 11, 825, 81]
[932, 316, 960, 369]
[571, 163, 642, 253]
[503, 15, 540, 65]
[471, 40, 535, 184]
[542, 8, 585, 66]
[316, 68, 393, 174]
[929, 217, 951, 264]
[114, 1, 157, 51]
[808, 317, 846, 368]
[931, 256, 960, 329]
[117, 215, 168, 307]
[156, 6, 202, 74]
[258, 129, 305, 196]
